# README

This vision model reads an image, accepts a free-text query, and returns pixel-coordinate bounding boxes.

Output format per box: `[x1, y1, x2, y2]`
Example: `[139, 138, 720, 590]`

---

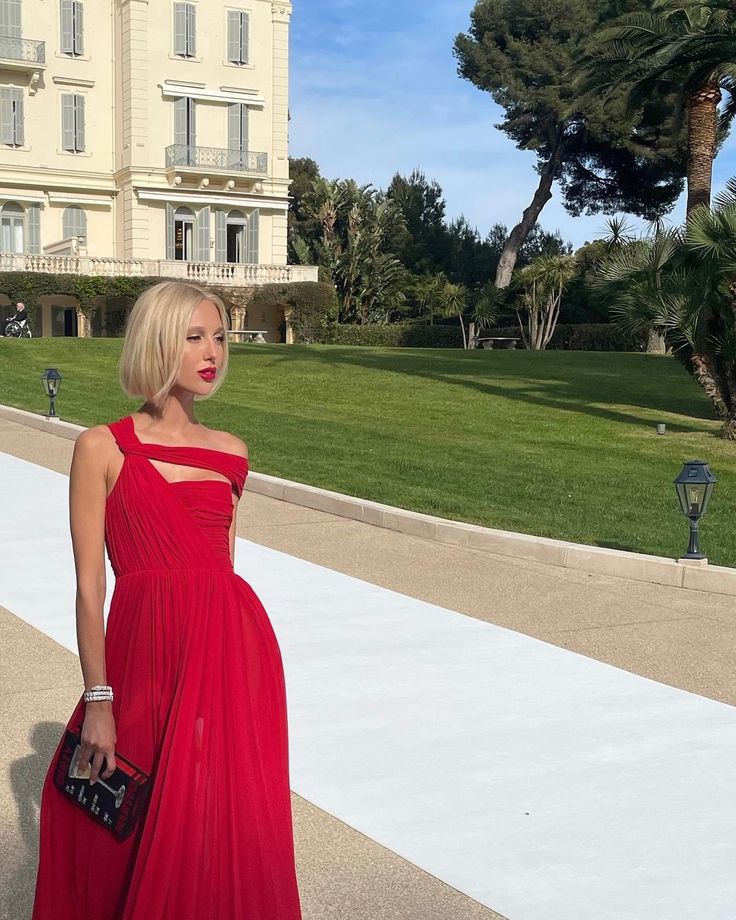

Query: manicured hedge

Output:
[316, 321, 464, 348]
[486, 324, 647, 352]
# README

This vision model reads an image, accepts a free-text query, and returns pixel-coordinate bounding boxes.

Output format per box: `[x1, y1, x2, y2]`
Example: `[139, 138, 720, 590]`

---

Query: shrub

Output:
[316, 321, 464, 348]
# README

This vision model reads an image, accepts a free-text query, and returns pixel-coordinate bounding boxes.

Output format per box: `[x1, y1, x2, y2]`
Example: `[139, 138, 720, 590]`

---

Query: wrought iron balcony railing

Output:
[0, 35, 45, 65]
[165, 145, 268, 175]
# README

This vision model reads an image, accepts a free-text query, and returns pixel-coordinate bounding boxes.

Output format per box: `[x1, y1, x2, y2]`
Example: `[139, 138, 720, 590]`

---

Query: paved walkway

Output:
[1, 415, 734, 919]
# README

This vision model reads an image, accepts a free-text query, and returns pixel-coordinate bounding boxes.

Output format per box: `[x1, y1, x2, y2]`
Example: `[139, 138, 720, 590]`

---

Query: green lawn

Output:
[2, 338, 735, 566]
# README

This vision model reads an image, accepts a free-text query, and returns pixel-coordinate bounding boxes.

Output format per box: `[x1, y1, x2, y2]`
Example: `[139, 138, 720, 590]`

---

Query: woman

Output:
[32, 281, 303, 919]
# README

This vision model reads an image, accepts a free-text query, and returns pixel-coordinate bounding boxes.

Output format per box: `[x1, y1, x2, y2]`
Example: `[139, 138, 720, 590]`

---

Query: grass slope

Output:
[2, 338, 734, 566]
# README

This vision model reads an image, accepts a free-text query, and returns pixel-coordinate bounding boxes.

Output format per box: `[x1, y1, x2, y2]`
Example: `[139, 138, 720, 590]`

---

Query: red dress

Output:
[32, 415, 302, 920]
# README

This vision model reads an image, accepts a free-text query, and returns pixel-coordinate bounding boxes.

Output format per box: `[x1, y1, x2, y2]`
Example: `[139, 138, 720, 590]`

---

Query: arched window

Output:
[62, 205, 86, 241]
[226, 209, 246, 263]
[0, 201, 25, 254]
[174, 206, 195, 261]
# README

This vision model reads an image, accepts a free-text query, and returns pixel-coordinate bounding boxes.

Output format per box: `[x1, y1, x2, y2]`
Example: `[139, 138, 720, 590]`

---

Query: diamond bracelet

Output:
[83, 684, 113, 703]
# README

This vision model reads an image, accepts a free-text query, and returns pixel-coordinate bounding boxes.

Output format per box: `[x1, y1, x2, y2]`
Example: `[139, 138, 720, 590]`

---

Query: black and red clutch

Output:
[52, 728, 152, 840]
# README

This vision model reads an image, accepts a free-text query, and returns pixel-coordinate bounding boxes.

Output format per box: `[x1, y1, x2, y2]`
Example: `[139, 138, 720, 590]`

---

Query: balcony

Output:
[0, 253, 318, 288]
[165, 145, 268, 182]
[0, 35, 45, 91]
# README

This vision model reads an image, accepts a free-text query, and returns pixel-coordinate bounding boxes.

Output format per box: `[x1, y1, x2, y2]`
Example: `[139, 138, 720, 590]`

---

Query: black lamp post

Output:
[41, 367, 62, 418]
[673, 460, 717, 560]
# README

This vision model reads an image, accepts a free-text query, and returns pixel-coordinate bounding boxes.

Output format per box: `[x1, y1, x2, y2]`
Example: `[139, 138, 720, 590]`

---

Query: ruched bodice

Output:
[104, 415, 249, 577]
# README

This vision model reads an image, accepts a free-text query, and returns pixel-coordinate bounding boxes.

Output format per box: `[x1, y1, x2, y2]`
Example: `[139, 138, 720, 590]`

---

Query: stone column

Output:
[76, 309, 91, 338]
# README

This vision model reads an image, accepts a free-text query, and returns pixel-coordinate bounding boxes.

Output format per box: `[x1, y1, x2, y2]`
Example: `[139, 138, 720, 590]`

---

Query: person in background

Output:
[2, 301, 28, 335]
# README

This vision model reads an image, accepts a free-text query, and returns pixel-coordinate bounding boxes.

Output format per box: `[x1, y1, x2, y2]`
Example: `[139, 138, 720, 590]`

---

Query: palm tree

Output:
[514, 255, 577, 350]
[594, 178, 736, 438]
[436, 282, 471, 349]
[581, 0, 736, 215]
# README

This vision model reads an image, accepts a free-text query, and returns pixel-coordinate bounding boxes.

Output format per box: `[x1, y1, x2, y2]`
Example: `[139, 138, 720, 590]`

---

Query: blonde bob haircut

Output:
[119, 281, 230, 406]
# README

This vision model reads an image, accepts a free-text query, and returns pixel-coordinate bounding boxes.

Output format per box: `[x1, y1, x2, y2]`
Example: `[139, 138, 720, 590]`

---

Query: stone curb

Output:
[2, 403, 735, 598]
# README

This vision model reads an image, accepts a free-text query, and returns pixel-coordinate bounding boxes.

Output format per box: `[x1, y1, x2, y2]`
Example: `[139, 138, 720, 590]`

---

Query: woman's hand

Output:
[79, 703, 117, 783]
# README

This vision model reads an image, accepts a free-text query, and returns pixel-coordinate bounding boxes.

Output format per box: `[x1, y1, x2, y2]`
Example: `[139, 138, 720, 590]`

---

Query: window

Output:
[167, 205, 195, 261]
[60, 0, 84, 56]
[173, 96, 196, 162]
[227, 10, 248, 65]
[0, 87, 24, 146]
[61, 93, 85, 152]
[62, 205, 86, 241]
[216, 208, 258, 264]
[0, 201, 24, 253]
[227, 103, 248, 168]
[173, 2, 195, 57]
[0, 0, 22, 39]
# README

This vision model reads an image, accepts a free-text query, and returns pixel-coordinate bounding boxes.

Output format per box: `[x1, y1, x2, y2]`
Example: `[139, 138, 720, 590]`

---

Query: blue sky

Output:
[289, 0, 736, 250]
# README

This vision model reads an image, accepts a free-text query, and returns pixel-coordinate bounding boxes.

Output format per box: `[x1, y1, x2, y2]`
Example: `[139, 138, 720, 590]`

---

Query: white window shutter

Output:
[227, 102, 240, 150]
[60, 0, 74, 53]
[12, 88, 23, 146]
[186, 3, 195, 56]
[246, 209, 259, 264]
[241, 12, 249, 64]
[63, 206, 86, 240]
[187, 97, 196, 147]
[28, 204, 40, 254]
[61, 94, 75, 150]
[173, 2, 187, 55]
[75, 95, 85, 151]
[74, 1, 84, 54]
[215, 210, 227, 262]
[0, 89, 12, 145]
[174, 96, 187, 149]
[1, 0, 22, 38]
[196, 206, 210, 261]
[241, 104, 249, 150]
[227, 10, 240, 63]
[165, 204, 175, 260]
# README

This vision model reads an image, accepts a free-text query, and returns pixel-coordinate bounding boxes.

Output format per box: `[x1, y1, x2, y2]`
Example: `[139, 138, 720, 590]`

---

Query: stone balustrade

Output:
[0, 253, 318, 287]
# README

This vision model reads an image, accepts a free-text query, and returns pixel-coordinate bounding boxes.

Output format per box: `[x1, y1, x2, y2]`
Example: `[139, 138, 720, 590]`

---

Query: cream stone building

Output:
[0, 0, 316, 340]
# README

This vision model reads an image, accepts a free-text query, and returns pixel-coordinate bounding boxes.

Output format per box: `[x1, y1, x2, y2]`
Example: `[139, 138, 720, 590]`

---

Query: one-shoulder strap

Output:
[108, 415, 249, 497]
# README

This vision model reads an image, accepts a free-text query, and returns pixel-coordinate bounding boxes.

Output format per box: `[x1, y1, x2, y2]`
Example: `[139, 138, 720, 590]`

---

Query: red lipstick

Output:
[197, 368, 216, 381]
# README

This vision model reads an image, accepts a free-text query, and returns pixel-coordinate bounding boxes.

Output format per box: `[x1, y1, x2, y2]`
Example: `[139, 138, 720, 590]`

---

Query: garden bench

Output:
[476, 336, 520, 350]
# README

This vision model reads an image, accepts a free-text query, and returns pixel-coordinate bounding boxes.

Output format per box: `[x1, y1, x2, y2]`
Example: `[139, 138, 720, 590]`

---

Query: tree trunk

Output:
[495, 136, 564, 289]
[690, 352, 728, 418]
[646, 329, 666, 353]
[686, 80, 721, 217]
[720, 417, 736, 440]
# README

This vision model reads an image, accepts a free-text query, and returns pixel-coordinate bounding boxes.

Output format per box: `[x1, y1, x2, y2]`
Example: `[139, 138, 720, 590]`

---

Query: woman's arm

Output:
[69, 427, 117, 782]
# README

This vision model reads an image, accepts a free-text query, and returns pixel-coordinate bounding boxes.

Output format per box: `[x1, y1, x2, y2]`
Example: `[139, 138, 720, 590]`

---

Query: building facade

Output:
[0, 0, 315, 338]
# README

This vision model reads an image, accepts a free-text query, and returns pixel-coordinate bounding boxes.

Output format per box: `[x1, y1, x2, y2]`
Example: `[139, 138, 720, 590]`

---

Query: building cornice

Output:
[135, 187, 288, 211]
[159, 81, 265, 107]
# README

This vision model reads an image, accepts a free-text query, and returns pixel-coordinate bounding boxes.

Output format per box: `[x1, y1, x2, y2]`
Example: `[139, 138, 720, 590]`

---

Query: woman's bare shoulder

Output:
[204, 427, 249, 460]
[73, 424, 117, 454]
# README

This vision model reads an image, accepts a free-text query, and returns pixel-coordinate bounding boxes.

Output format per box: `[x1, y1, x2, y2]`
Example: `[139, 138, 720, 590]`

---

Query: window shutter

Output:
[227, 10, 240, 63]
[215, 210, 226, 262]
[165, 204, 175, 260]
[240, 12, 249, 64]
[74, 1, 84, 54]
[173, 2, 186, 56]
[63, 206, 86, 240]
[186, 3, 195, 57]
[12, 87, 23, 146]
[174, 96, 187, 149]
[60, 0, 74, 53]
[61, 94, 75, 150]
[187, 97, 195, 147]
[0, 89, 12, 145]
[227, 102, 240, 150]
[28, 203, 40, 254]
[2, 0, 22, 38]
[240, 104, 249, 151]
[74, 95, 85, 151]
[196, 206, 210, 261]
[246, 209, 259, 264]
